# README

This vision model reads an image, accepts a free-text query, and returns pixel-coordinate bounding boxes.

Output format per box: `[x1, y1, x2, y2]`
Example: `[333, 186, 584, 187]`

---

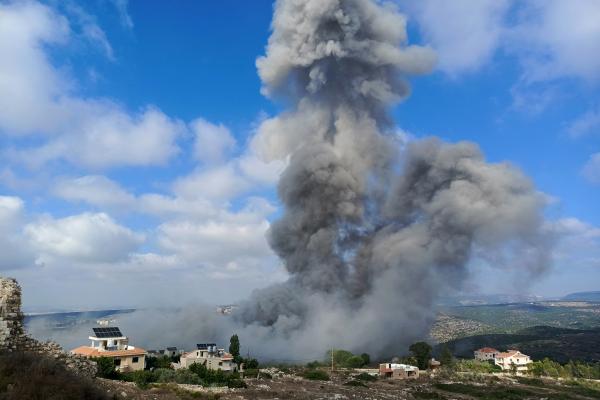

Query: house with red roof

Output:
[71, 327, 146, 372]
[494, 350, 532, 372]
[474, 347, 499, 361]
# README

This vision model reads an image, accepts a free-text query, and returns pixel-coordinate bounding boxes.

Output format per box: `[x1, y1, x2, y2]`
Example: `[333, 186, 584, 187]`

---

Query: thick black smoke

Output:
[233, 0, 551, 359]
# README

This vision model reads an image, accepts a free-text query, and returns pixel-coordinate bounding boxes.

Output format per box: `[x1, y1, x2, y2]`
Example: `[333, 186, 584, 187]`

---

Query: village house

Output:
[474, 347, 500, 361]
[70, 327, 147, 372]
[164, 347, 179, 357]
[494, 350, 532, 372]
[178, 343, 239, 372]
[379, 363, 419, 379]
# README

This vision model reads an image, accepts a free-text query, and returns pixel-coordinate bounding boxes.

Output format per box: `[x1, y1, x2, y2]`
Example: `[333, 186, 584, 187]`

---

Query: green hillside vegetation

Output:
[442, 302, 600, 332]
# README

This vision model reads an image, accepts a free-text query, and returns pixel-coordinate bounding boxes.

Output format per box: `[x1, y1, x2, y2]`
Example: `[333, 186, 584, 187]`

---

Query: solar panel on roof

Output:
[92, 327, 123, 338]
[196, 343, 217, 350]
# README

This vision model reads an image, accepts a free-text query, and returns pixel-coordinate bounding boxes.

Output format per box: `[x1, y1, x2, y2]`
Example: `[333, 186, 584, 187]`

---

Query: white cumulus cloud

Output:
[0, 1, 183, 169]
[191, 118, 236, 165]
[26, 213, 144, 264]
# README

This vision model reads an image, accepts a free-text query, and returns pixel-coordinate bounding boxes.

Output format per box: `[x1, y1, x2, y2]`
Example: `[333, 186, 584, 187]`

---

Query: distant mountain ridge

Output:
[563, 291, 600, 302]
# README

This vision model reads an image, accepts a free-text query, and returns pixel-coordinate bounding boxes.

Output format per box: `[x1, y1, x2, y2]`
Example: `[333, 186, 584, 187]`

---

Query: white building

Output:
[71, 327, 146, 372]
[178, 343, 239, 372]
[164, 347, 179, 357]
[379, 363, 419, 379]
[493, 350, 532, 372]
[474, 347, 499, 361]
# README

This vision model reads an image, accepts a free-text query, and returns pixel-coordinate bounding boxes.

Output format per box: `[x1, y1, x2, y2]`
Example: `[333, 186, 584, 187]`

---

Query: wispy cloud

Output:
[582, 153, 600, 184]
[568, 107, 600, 138]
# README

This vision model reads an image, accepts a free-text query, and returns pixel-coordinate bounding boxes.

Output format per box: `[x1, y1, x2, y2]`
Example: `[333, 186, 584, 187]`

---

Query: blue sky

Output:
[0, 0, 599, 311]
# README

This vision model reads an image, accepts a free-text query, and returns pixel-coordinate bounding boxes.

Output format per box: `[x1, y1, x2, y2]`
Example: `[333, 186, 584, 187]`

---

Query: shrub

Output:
[354, 372, 377, 382]
[0, 351, 109, 400]
[306, 360, 324, 369]
[244, 358, 259, 369]
[242, 368, 258, 378]
[93, 356, 120, 379]
[121, 370, 156, 388]
[303, 369, 330, 381]
[454, 359, 502, 374]
[145, 355, 174, 370]
[343, 380, 367, 387]
[174, 369, 202, 384]
[227, 378, 247, 388]
[154, 368, 177, 383]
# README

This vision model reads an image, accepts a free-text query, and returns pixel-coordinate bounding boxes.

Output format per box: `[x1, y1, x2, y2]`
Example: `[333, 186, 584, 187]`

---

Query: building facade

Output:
[179, 343, 238, 372]
[379, 363, 419, 379]
[494, 350, 532, 372]
[474, 347, 500, 361]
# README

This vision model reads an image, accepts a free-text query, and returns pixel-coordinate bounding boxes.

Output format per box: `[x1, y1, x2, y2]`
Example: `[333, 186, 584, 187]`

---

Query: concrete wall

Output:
[116, 355, 146, 372]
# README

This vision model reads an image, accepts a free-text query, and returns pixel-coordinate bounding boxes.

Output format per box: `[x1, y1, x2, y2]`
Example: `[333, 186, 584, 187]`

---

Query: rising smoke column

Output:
[235, 0, 551, 359]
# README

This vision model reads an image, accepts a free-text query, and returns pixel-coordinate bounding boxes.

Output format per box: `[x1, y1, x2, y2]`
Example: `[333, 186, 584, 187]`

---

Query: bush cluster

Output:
[0, 351, 109, 400]
[302, 369, 330, 381]
[452, 359, 502, 374]
[118, 363, 246, 389]
[529, 358, 600, 379]
[320, 350, 371, 369]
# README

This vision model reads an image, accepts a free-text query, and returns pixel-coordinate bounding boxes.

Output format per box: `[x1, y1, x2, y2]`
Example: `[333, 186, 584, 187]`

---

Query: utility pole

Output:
[331, 347, 334, 372]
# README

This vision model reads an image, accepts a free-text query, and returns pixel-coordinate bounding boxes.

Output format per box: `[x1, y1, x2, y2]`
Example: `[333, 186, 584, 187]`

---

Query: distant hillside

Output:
[438, 325, 600, 363]
[563, 291, 600, 302]
[441, 301, 600, 332]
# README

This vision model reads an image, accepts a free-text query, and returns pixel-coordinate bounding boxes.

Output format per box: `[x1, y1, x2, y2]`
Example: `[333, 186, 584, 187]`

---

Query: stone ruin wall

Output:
[0, 277, 97, 378]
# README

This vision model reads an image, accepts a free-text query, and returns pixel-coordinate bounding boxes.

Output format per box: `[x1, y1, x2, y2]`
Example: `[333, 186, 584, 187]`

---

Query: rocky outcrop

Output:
[0, 277, 97, 378]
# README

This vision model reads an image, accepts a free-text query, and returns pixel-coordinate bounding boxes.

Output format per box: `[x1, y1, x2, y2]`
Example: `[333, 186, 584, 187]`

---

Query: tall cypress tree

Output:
[229, 334, 241, 364]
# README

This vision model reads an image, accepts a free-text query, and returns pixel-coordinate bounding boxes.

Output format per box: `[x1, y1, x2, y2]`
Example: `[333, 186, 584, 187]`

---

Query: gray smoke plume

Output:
[29, 0, 550, 361]
[231, 0, 551, 359]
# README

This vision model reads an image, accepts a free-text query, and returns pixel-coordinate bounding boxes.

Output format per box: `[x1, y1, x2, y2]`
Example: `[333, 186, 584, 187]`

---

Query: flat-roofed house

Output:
[71, 327, 146, 372]
[474, 347, 499, 361]
[179, 343, 238, 372]
[494, 350, 532, 372]
[164, 347, 179, 357]
[379, 363, 419, 379]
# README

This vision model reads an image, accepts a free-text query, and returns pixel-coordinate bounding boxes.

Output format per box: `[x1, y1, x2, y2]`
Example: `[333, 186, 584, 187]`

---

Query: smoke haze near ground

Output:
[28, 0, 552, 361]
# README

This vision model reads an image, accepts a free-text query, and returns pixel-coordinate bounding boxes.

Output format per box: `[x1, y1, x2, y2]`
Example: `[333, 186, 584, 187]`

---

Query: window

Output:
[132, 357, 139, 363]
[114, 358, 121, 366]
[219, 362, 223, 366]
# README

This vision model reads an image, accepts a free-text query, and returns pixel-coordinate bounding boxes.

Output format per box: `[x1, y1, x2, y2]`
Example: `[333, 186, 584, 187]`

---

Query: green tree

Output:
[409, 342, 432, 370]
[93, 356, 120, 379]
[229, 334, 241, 364]
[440, 345, 454, 367]
[326, 349, 353, 367]
[346, 355, 366, 368]
[510, 362, 518, 376]
[360, 353, 370, 366]
[145, 355, 173, 370]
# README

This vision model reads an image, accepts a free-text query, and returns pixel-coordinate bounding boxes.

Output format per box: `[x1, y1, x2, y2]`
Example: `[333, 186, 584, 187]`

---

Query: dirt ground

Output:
[97, 371, 600, 400]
